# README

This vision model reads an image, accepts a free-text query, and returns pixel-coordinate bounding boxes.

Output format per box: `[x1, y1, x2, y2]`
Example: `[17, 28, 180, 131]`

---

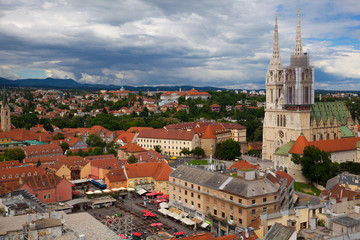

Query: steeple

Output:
[294, 8, 303, 55]
[2, 88, 8, 107]
[270, 13, 282, 68]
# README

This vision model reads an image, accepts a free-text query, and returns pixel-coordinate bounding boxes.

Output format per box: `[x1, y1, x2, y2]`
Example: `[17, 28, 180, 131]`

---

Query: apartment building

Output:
[136, 129, 200, 156]
[169, 165, 291, 236]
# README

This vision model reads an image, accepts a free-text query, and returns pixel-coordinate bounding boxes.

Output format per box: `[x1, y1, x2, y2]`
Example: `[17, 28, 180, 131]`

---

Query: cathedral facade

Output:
[262, 10, 358, 161]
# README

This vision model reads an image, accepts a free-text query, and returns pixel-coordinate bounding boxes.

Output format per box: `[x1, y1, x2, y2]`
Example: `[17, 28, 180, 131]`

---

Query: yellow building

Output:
[169, 165, 294, 236]
[46, 157, 91, 180]
[124, 160, 172, 194]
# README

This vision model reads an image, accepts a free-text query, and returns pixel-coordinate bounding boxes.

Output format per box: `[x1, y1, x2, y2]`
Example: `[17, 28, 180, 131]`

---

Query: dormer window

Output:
[15, 174, 19, 178]
[2, 175, 5, 179]
[34, 172, 37, 176]
[8, 174, 12, 179]
[28, 173, 31, 176]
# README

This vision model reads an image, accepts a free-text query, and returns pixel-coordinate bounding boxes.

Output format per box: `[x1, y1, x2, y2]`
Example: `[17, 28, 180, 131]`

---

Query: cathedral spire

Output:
[294, 8, 303, 55]
[270, 13, 282, 68]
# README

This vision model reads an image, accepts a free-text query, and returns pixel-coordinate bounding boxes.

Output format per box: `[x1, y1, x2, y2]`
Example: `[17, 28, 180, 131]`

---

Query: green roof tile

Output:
[340, 126, 355, 138]
[310, 102, 351, 126]
[275, 141, 295, 156]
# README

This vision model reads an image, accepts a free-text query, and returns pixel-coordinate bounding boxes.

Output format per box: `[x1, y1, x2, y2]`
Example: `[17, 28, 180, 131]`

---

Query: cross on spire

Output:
[270, 13, 282, 68]
[294, 8, 303, 55]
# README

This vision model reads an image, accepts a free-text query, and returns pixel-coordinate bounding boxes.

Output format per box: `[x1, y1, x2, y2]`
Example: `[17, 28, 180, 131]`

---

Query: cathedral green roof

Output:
[310, 102, 351, 126]
[340, 126, 355, 138]
[274, 140, 295, 156]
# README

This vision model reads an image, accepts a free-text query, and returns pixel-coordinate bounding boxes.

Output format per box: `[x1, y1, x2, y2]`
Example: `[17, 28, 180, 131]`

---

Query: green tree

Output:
[154, 145, 162, 153]
[127, 154, 137, 164]
[291, 145, 339, 186]
[192, 147, 205, 159]
[43, 121, 53, 132]
[52, 133, 65, 140]
[60, 142, 70, 153]
[107, 147, 117, 157]
[93, 147, 104, 155]
[36, 159, 41, 168]
[4, 148, 26, 162]
[66, 150, 73, 156]
[214, 139, 241, 160]
[86, 134, 106, 148]
[180, 148, 191, 156]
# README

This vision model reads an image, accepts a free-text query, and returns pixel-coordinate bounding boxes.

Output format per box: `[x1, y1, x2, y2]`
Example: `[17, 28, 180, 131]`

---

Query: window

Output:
[185, 199, 188, 203]
[238, 208, 242, 214]
[185, 190, 187, 195]
[206, 197, 209, 203]
[178, 196, 181, 201]
[252, 209, 256, 215]
[238, 199, 242, 204]
[198, 203, 201, 208]
[274, 205, 277, 210]
[44, 195, 47, 199]
[191, 201, 194, 206]
[198, 194, 200, 199]
[158, 183, 162, 188]
[239, 218, 242, 224]
[179, 188, 181, 193]
[173, 186, 176, 191]
[8, 174, 11, 179]
[191, 184, 194, 189]
[35, 193, 38, 197]
[222, 212, 225, 218]
[173, 194, 176, 200]
[252, 199, 256, 204]
[263, 207, 267, 213]
[198, 186, 200, 191]
[206, 206, 209, 212]
[214, 209, 217, 215]
[230, 196, 233, 201]
[185, 182, 187, 186]
[48, 194, 51, 199]
[230, 205, 233, 211]
[191, 192, 194, 197]
[263, 197, 267, 203]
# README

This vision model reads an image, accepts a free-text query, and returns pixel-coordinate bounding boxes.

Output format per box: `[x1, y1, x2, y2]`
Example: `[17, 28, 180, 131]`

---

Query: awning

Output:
[158, 208, 170, 215]
[174, 214, 182, 220]
[137, 188, 147, 195]
[159, 202, 169, 209]
[168, 212, 178, 218]
[181, 218, 195, 225]
[201, 222, 209, 228]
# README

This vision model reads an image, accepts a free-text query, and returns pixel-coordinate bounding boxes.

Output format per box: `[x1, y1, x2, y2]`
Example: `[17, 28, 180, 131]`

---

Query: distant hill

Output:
[0, 77, 226, 91]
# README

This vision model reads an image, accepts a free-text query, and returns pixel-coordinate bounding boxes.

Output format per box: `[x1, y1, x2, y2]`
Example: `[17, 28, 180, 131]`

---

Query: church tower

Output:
[262, 10, 314, 161]
[1, 89, 11, 132]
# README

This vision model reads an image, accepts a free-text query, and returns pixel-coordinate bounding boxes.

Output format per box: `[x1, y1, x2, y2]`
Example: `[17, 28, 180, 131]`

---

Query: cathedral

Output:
[262, 10, 358, 162]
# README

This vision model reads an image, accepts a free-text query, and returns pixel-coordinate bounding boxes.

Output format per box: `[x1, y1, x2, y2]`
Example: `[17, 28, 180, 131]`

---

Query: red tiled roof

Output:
[275, 170, 294, 187]
[0, 165, 46, 182]
[290, 135, 360, 154]
[84, 154, 116, 161]
[137, 149, 165, 163]
[220, 122, 246, 130]
[0, 160, 22, 169]
[120, 143, 146, 153]
[138, 129, 196, 141]
[114, 132, 136, 144]
[0, 129, 52, 142]
[321, 184, 360, 201]
[91, 158, 119, 169]
[126, 127, 154, 133]
[289, 135, 309, 154]
[22, 173, 65, 190]
[22, 144, 62, 157]
[125, 160, 172, 181]
[230, 160, 260, 171]
[105, 168, 127, 182]
[48, 156, 88, 171]
[24, 155, 71, 164]
[248, 142, 262, 151]
[200, 126, 216, 139]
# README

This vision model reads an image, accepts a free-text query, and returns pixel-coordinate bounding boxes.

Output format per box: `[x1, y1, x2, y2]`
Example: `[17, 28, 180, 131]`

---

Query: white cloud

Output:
[0, 0, 359, 89]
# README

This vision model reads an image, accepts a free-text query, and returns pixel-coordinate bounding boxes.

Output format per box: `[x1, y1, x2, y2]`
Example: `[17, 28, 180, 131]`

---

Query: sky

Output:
[0, 0, 359, 90]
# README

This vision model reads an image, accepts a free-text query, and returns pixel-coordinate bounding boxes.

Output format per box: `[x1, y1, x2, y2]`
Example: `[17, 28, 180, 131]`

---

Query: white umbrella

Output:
[119, 187, 127, 190]
[111, 188, 119, 192]
[103, 189, 111, 193]
[127, 188, 135, 191]
[94, 190, 103, 194]
[86, 191, 94, 195]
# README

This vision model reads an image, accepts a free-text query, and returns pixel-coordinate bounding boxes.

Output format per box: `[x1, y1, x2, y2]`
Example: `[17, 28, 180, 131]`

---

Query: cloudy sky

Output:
[0, 0, 359, 90]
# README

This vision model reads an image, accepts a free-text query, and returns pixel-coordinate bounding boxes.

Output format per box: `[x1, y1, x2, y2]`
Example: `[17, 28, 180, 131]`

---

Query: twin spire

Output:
[270, 9, 303, 66]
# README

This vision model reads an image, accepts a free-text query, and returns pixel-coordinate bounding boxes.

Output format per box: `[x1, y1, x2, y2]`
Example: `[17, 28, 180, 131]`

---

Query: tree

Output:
[86, 134, 106, 148]
[4, 148, 26, 162]
[43, 121, 53, 132]
[214, 139, 241, 160]
[127, 154, 137, 164]
[107, 147, 117, 157]
[60, 142, 70, 153]
[93, 147, 104, 155]
[154, 145, 162, 153]
[291, 145, 339, 186]
[180, 148, 191, 156]
[52, 133, 65, 140]
[192, 147, 205, 159]
[36, 159, 41, 168]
